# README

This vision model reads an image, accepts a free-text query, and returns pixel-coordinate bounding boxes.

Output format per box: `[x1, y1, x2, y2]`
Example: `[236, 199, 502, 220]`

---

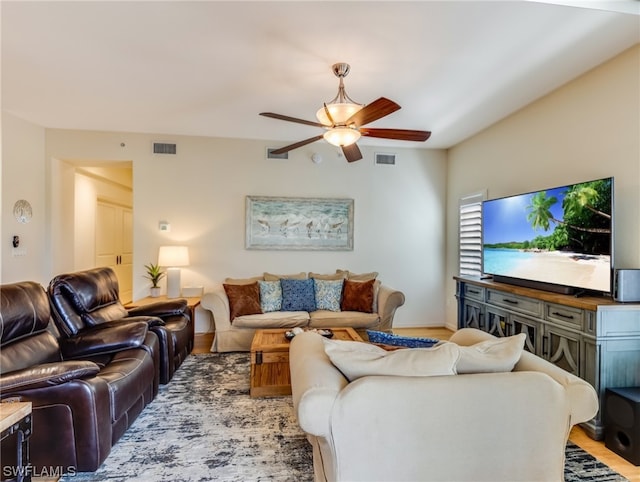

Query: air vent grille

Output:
[153, 142, 177, 155]
[375, 153, 396, 165]
[266, 148, 288, 160]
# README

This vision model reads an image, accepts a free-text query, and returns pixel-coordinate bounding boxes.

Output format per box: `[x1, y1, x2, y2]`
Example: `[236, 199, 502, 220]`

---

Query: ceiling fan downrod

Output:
[328, 62, 360, 105]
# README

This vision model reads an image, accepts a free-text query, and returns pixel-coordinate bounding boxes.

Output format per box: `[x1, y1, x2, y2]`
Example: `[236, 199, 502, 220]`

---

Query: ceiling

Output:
[2, 1, 639, 150]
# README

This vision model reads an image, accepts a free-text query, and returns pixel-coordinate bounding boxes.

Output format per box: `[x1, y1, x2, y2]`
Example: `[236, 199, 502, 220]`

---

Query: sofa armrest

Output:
[201, 285, 232, 332]
[376, 284, 405, 332]
[290, 332, 348, 437]
[0, 361, 100, 393]
[60, 321, 149, 359]
[450, 328, 599, 425]
[127, 299, 188, 318]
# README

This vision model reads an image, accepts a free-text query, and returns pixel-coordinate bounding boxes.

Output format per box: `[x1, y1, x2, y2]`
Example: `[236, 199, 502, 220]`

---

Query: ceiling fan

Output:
[260, 63, 431, 163]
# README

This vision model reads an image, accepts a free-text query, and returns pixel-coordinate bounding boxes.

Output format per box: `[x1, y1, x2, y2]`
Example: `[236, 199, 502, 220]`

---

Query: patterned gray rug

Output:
[61, 353, 627, 482]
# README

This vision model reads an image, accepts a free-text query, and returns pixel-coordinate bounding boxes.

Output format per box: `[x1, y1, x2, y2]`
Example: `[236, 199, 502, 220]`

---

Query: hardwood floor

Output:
[193, 328, 638, 480]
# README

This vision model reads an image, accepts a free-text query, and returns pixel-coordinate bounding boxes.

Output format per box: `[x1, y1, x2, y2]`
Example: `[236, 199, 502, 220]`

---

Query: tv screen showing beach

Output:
[482, 177, 613, 293]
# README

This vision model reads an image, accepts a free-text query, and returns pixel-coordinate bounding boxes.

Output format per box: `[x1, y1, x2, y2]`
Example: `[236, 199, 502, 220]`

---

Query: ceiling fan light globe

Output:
[316, 102, 362, 125]
[323, 127, 361, 147]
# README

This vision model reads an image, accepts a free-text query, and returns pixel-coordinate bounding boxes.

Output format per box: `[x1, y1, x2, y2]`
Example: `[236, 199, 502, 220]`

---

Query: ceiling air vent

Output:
[266, 148, 288, 160]
[153, 142, 177, 155]
[375, 153, 396, 165]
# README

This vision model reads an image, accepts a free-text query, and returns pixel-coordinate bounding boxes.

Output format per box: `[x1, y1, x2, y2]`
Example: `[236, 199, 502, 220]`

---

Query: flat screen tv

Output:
[482, 177, 613, 295]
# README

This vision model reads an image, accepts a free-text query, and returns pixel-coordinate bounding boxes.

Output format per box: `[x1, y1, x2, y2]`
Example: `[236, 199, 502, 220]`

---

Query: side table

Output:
[1, 401, 32, 482]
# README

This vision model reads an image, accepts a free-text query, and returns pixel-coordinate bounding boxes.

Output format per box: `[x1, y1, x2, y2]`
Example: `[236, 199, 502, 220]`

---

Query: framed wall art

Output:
[245, 196, 354, 250]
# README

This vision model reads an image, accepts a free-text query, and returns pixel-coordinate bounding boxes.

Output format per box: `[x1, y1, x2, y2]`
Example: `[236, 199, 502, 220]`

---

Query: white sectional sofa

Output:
[289, 327, 599, 482]
[201, 270, 405, 352]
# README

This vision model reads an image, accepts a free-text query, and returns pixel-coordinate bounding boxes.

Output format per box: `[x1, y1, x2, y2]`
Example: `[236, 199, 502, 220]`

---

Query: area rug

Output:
[61, 353, 627, 482]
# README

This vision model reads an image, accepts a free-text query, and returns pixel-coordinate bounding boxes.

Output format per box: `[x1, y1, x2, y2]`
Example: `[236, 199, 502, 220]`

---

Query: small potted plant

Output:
[144, 262, 165, 297]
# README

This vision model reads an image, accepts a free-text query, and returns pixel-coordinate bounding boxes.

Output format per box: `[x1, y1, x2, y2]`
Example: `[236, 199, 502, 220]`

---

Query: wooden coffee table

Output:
[250, 327, 364, 398]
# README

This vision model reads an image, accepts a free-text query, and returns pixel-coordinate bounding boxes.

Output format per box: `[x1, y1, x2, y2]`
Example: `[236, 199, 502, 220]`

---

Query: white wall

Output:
[1, 113, 47, 283]
[42, 131, 447, 327]
[445, 44, 640, 328]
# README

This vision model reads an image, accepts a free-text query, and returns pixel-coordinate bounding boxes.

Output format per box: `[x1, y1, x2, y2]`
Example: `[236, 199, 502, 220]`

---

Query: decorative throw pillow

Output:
[223, 282, 262, 321]
[323, 337, 460, 381]
[263, 272, 307, 281]
[314, 279, 344, 312]
[258, 280, 282, 312]
[455, 333, 526, 374]
[280, 278, 316, 312]
[341, 279, 375, 313]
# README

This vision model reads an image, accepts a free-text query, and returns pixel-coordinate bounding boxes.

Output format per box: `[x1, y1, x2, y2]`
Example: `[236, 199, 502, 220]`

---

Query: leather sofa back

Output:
[49, 267, 128, 336]
[0, 281, 62, 374]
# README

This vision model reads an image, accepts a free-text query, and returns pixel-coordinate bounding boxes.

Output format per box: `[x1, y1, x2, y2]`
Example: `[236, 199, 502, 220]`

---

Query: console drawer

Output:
[545, 303, 583, 330]
[487, 289, 542, 317]
[464, 284, 485, 301]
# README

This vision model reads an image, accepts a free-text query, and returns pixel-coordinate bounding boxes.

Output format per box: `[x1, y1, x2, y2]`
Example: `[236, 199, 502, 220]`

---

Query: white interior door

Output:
[95, 200, 133, 303]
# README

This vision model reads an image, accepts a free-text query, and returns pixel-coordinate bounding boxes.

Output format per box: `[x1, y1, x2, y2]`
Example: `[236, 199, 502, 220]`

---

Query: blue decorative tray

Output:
[366, 330, 439, 348]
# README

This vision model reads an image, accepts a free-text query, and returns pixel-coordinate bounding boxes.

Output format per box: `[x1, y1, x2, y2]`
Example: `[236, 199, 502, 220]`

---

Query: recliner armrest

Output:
[0, 361, 100, 393]
[124, 315, 166, 327]
[127, 299, 189, 318]
[60, 321, 149, 359]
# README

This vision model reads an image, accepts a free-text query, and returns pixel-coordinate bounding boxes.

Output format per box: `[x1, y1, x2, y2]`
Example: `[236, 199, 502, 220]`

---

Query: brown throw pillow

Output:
[341, 279, 375, 313]
[223, 282, 262, 321]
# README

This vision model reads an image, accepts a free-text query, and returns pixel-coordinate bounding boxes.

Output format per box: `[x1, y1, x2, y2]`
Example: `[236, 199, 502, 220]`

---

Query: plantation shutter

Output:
[459, 191, 485, 277]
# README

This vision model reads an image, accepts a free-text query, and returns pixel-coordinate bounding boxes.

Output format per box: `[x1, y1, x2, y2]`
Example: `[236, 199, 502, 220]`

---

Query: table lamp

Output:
[158, 246, 190, 298]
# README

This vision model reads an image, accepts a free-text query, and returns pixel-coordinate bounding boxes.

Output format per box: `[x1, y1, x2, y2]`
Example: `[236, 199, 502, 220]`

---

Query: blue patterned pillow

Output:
[258, 280, 282, 312]
[281, 278, 316, 312]
[314, 279, 343, 312]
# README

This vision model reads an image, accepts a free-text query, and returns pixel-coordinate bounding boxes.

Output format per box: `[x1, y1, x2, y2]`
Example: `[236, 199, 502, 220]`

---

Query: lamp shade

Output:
[158, 246, 190, 267]
[323, 127, 361, 147]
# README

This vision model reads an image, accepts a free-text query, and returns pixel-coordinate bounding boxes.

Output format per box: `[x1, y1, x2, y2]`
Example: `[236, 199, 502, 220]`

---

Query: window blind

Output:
[459, 192, 485, 277]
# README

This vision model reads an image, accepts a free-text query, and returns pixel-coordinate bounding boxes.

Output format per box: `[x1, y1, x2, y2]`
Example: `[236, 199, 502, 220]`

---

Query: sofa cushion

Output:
[223, 282, 262, 321]
[341, 279, 375, 313]
[337, 270, 379, 281]
[455, 333, 526, 374]
[314, 279, 344, 312]
[258, 280, 282, 312]
[232, 311, 310, 328]
[281, 278, 317, 312]
[224, 276, 264, 285]
[309, 310, 379, 329]
[322, 337, 459, 381]
[310, 271, 347, 280]
[263, 272, 307, 281]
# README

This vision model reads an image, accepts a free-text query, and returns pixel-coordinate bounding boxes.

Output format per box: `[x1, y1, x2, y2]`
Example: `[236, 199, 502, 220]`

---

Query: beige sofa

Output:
[201, 271, 405, 352]
[289, 328, 599, 482]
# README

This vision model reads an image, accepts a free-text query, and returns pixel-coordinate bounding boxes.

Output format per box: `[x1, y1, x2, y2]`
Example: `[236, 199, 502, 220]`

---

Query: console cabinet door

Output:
[461, 300, 484, 331]
[486, 306, 509, 338]
[542, 324, 580, 376]
[509, 313, 539, 354]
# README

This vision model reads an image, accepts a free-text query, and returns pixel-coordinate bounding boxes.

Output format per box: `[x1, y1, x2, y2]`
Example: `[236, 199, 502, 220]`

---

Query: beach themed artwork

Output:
[245, 196, 354, 250]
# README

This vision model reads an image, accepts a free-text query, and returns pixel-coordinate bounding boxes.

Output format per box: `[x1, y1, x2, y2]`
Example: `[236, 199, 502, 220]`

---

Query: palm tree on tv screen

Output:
[526, 179, 611, 254]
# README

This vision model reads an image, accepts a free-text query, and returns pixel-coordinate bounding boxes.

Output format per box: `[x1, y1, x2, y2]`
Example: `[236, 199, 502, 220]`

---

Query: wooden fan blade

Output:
[342, 143, 363, 163]
[260, 112, 326, 128]
[270, 135, 325, 155]
[346, 97, 401, 127]
[360, 128, 431, 142]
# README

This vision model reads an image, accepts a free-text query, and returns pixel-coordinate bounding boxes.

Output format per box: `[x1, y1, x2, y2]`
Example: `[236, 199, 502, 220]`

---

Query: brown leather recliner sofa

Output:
[48, 267, 194, 385]
[0, 281, 157, 473]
